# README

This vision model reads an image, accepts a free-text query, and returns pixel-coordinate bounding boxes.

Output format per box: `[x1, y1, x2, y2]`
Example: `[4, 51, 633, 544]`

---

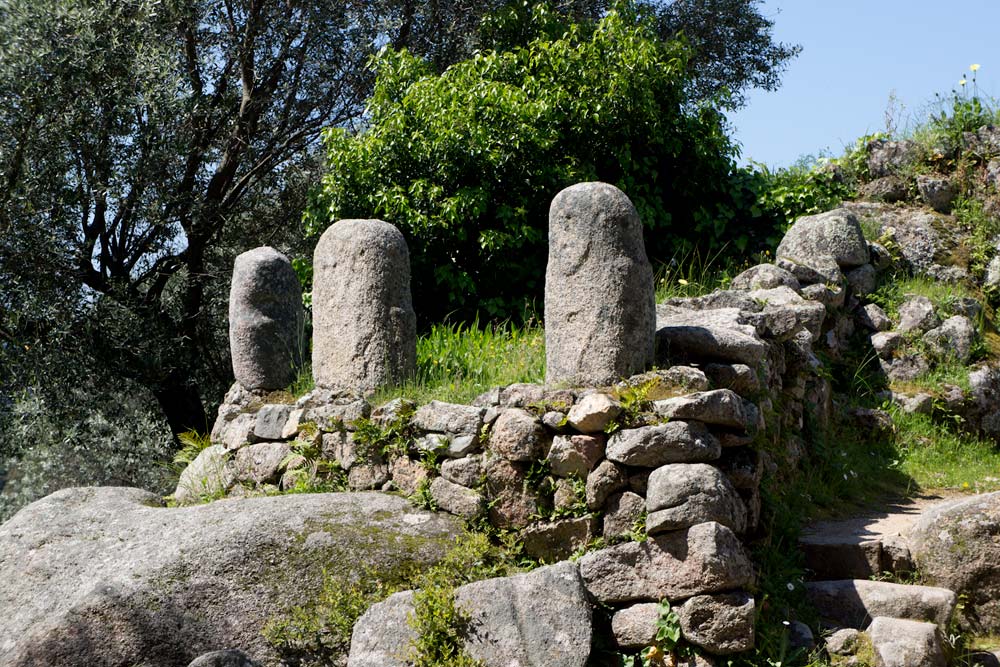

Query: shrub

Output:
[750, 155, 856, 238]
[928, 64, 997, 158]
[305, 2, 768, 321]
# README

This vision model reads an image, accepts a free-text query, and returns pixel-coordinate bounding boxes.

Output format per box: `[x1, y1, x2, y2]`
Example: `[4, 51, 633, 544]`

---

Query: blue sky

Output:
[728, 1, 1000, 168]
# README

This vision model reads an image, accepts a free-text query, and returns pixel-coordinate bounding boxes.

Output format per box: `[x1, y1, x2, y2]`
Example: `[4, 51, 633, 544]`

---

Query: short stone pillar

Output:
[312, 219, 416, 392]
[229, 247, 304, 390]
[545, 182, 655, 385]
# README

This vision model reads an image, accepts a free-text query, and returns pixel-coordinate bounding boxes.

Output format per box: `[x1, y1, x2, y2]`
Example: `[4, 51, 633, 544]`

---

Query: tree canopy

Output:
[649, 0, 800, 109]
[306, 3, 774, 321]
[1, 0, 591, 440]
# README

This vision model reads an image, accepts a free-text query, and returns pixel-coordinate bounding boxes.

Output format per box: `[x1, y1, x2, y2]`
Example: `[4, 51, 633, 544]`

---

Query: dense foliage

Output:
[0, 0, 799, 513]
[751, 157, 856, 234]
[0, 0, 591, 515]
[649, 0, 801, 109]
[307, 4, 775, 320]
[0, 0, 383, 439]
[0, 0, 596, 447]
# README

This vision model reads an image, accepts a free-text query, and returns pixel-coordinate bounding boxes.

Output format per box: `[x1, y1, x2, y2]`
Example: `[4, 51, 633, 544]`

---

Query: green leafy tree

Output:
[307, 3, 766, 320]
[0, 0, 795, 437]
[648, 0, 801, 109]
[0, 0, 575, 440]
[476, 0, 800, 109]
[0, 0, 383, 438]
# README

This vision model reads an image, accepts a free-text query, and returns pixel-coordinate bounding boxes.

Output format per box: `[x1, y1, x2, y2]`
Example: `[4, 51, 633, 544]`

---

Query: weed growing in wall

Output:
[287, 363, 316, 399]
[411, 478, 438, 512]
[621, 599, 686, 667]
[408, 577, 481, 667]
[868, 274, 978, 323]
[407, 532, 527, 666]
[351, 407, 417, 464]
[280, 433, 349, 495]
[171, 430, 213, 474]
[262, 562, 421, 666]
[953, 196, 1000, 286]
[262, 531, 523, 667]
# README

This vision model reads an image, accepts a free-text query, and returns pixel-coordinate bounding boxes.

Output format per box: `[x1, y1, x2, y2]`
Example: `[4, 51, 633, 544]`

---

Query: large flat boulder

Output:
[0, 487, 461, 667]
[908, 491, 1000, 631]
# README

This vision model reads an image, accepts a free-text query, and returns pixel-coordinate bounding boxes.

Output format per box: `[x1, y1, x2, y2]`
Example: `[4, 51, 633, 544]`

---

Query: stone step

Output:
[866, 617, 946, 667]
[825, 617, 1000, 667]
[798, 534, 912, 580]
[797, 493, 960, 580]
[799, 535, 886, 580]
[805, 579, 957, 630]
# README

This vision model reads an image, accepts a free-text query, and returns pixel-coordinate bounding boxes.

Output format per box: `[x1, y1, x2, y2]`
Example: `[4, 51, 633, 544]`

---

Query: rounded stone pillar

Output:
[312, 219, 416, 392]
[229, 246, 304, 390]
[545, 182, 655, 385]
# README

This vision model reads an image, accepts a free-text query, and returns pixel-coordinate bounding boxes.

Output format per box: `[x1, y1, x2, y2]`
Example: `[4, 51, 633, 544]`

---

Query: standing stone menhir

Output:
[229, 246, 304, 390]
[545, 182, 655, 386]
[313, 219, 416, 393]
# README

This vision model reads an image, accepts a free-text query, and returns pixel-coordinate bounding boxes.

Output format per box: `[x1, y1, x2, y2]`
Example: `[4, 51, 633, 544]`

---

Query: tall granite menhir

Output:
[313, 219, 416, 392]
[229, 247, 304, 390]
[545, 182, 655, 385]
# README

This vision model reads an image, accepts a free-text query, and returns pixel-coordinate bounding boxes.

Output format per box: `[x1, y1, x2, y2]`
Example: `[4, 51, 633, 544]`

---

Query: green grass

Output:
[654, 246, 757, 302]
[893, 408, 1000, 493]
[868, 275, 977, 322]
[891, 356, 972, 396]
[288, 363, 316, 398]
[866, 274, 997, 396]
[858, 214, 883, 242]
[953, 196, 1000, 281]
[374, 318, 545, 406]
[293, 245, 758, 407]
[283, 319, 544, 407]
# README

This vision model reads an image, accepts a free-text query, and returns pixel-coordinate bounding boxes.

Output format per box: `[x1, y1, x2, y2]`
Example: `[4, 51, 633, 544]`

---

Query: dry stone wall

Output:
[199, 360, 774, 662]
[191, 187, 934, 664]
